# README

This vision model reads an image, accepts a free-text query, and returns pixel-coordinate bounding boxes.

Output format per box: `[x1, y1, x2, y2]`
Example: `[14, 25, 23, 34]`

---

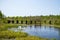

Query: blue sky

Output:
[0, 0, 60, 17]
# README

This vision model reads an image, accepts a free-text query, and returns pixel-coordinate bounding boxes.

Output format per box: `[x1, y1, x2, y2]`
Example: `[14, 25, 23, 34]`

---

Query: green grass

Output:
[0, 30, 48, 40]
[15, 36, 48, 40]
[0, 30, 28, 38]
[0, 24, 27, 31]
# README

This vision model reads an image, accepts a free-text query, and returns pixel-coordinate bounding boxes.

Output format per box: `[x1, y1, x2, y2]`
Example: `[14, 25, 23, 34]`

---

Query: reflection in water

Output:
[29, 25, 32, 29]
[55, 28, 60, 40]
[8, 25, 60, 40]
[49, 26, 52, 28]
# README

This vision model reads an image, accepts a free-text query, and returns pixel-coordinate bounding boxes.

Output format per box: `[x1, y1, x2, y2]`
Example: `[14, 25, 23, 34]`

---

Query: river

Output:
[8, 25, 60, 40]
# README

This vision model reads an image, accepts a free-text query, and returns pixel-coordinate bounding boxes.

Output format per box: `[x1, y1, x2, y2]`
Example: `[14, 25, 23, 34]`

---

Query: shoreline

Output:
[4, 24, 60, 28]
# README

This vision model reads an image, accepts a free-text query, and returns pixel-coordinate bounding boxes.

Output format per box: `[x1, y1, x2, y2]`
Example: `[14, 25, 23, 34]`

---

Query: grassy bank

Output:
[0, 30, 48, 40]
[4, 23, 60, 29]
[0, 24, 28, 31]
[5, 23, 60, 28]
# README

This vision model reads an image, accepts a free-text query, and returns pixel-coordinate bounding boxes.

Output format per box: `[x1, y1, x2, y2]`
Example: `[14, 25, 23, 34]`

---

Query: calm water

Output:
[8, 25, 60, 40]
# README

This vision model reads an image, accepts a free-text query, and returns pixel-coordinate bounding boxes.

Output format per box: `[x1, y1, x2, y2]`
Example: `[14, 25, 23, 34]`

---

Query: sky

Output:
[0, 0, 60, 17]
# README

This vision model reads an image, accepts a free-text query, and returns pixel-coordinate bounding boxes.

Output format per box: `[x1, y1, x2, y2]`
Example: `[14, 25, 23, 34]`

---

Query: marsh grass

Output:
[0, 30, 28, 38]
[0, 30, 49, 40]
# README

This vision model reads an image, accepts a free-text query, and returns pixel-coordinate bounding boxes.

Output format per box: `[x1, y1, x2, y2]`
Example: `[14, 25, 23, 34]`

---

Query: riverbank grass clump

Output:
[0, 30, 28, 38]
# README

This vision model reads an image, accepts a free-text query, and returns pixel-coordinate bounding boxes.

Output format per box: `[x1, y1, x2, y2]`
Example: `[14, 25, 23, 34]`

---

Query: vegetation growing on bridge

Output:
[4, 14, 60, 28]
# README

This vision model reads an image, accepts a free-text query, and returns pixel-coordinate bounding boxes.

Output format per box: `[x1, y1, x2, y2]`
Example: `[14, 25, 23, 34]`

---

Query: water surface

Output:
[8, 25, 60, 40]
